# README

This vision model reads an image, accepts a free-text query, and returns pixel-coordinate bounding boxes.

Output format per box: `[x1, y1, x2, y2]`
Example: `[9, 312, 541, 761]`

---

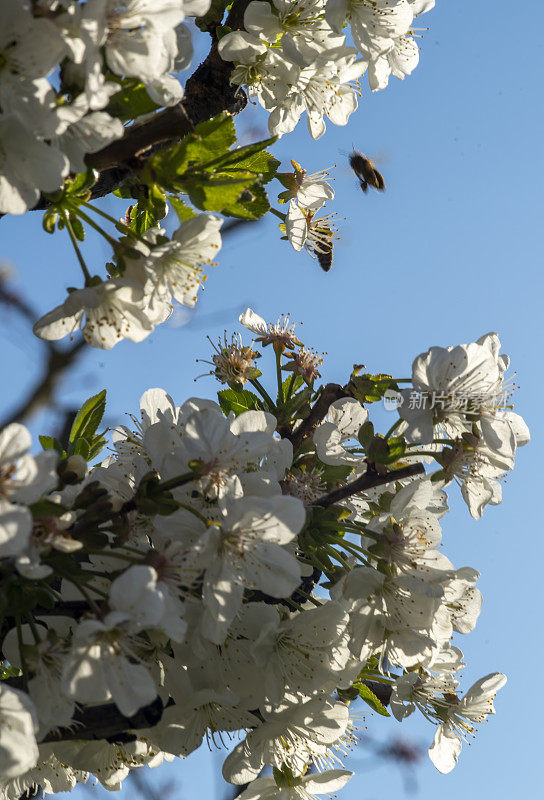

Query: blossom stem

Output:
[116, 544, 149, 556]
[249, 378, 276, 411]
[73, 206, 119, 249]
[323, 544, 351, 570]
[56, 570, 104, 617]
[404, 450, 442, 458]
[292, 588, 321, 607]
[384, 419, 402, 441]
[15, 616, 29, 691]
[82, 202, 135, 237]
[27, 616, 42, 645]
[276, 351, 284, 404]
[85, 549, 142, 564]
[283, 597, 305, 612]
[63, 212, 92, 284]
[175, 502, 210, 526]
[337, 539, 369, 557]
[269, 207, 286, 222]
[158, 471, 196, 492]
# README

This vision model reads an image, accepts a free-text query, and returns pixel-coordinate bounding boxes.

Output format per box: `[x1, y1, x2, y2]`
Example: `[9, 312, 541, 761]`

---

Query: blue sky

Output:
[1, 1, 542, 798]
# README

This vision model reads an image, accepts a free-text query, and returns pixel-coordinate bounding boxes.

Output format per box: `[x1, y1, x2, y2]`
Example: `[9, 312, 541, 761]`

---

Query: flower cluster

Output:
[0, 0, 211, 216]
[0, 313, 527, 798]
[218, 1, 365, 139]
[394, 333, 529, 518]
[218, 0, 436, 137]
[32, 214, 223, 349]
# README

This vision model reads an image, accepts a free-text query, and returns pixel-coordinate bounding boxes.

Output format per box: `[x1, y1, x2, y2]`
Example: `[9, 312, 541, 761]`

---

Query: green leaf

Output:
[30, 499, 67, 519]
[168, 195, 197, 222]
[113, 184, 135, 200]
[72, 437, 91, 460]
[66, 169, 98, 198]
[42, 210, 58, 234]
[218, 388, 262, 416]
[87, 436, 107, 462]
[184, 171, 260, 213]
[0, 664, 22, 680]
[320, 464, 353, 485]
[355, 682, 391, 716]
[350, 373, 398, 404]
[69, 390, 107, 447]
[386, 435, 406, 462]
[130, 184, 167, 235]
[199, 139, 278, 177]
[367, 436, 390, 464]
[357, 421, 374, 449]
[192, 112, 237, 158]
[69, 214, 85, 241]
[106, 80, 160, 122]
[149, 113, 237, 183]
[282, 374, 304, 395]
[220, 182, 270, 220]
[39, 436, 65, 457]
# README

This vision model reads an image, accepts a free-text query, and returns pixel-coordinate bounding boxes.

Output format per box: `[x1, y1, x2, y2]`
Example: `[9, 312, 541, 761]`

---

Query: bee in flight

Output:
[349, 151, 385, 193]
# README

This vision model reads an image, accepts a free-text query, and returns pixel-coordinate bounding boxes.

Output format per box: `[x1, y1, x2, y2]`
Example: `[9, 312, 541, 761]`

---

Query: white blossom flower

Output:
[326, 0, 413, 60]
[247, 602, 352, 702]
[237, 770, 353, 800]
[124, 215, 223, 317]
[429, 673, 507, 773]
[277, 160, 335, 212]
[222, 693, 350, 783]
[0, 685, 39, 780]
[0, 749, 88, 800]
[440, 416, 520, 518]
[178, 494, 305, 644]
[2, 624, 74, 739]
[0, 423, 57, 558]
[268, 41, 365, 139]
[244, 1, 328, 45]
[62, 617, 157, 717]
[368, 34, 419, 91]
[284, 200, 339, 266]
[399, 333, 512, 443]
[0, 115, 69, 215]
[314, 398, 368, 466]
[239, 309, 303, 350]
[55, 111, 125, 173]
[33, 278, 156, 349]
[156, 406, 277, 499]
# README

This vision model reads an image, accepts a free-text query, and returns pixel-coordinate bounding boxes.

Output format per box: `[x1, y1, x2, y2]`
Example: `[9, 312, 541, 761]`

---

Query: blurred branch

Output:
[0, 277, 86, 428]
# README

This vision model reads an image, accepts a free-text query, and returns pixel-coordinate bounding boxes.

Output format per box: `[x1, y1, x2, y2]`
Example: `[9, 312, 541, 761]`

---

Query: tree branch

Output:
[0, 279, 87, 428]
[81, 0, 252, 201]
[312, 463, 426, 508]
[287, 383, 352, 451]
[41, 696, 166, 744]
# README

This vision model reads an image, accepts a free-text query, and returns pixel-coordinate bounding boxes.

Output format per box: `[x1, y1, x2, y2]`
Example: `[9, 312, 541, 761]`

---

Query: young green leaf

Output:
[168, 196, 197, 222]
[69, 390, 107, 447]
[218, 388, 262, 416]
[39, 436, 66, 457]
[355, 682, 391, 716]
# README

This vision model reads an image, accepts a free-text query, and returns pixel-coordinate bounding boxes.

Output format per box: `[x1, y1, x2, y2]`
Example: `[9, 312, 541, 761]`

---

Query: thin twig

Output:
[0, 279, 87, 428]
[312, 463, 426, 508]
